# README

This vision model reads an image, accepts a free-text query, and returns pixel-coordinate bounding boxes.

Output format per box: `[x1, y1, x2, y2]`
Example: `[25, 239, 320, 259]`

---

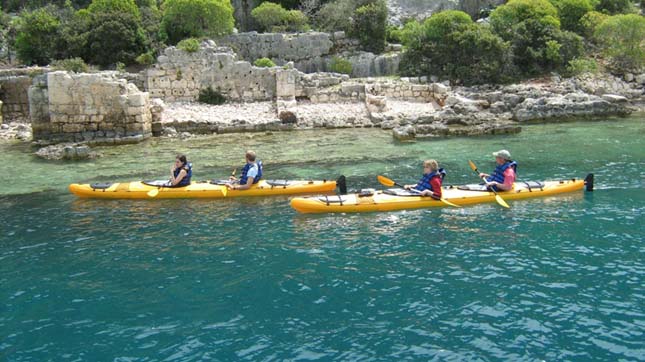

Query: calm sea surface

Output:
[1, 117, 644, 361]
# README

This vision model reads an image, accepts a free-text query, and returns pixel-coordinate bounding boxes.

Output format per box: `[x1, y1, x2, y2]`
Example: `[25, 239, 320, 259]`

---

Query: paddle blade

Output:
[468, 160, 478, 172]
[377, 175, 396, 187]
[147, 188, 159, 198]
[495, 194, 510, 208]
[221, 186, 228, 197]
[440, 198, 461, 208]
[231, 168, 236, 177]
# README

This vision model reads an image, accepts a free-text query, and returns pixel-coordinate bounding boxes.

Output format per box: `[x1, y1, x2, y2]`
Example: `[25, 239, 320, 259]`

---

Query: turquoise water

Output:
[1, 117, 644, 361]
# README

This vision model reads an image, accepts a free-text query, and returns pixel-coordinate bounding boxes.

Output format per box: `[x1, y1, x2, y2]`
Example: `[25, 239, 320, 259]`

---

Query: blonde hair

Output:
[423, 159, 438, 171]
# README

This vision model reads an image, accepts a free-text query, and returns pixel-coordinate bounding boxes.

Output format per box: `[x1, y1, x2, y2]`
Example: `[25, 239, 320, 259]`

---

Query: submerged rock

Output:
[35, 143, 101, 160]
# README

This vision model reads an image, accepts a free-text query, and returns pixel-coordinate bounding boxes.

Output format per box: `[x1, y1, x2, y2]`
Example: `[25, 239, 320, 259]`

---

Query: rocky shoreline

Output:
[153, 73, 640, 141]
[1, 72, 642, 160]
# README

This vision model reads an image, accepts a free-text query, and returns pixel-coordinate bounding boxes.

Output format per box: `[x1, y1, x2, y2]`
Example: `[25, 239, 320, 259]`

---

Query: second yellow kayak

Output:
[290, 176, 592, 213]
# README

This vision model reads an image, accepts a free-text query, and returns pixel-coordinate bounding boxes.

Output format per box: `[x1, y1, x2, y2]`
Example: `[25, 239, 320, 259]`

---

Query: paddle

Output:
[377, 175, 461, 208]
[468, 160, 510, 208]
[147, 184, 162, 198]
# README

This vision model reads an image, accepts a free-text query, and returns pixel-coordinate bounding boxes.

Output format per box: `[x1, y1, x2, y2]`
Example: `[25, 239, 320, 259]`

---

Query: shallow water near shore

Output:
[1, 116, 644, 361]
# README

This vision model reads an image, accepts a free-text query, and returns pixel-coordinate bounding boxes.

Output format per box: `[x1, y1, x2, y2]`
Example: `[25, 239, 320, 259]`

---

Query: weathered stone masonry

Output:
[144, 43, 277, 103]
[0, 68, 46, 122]
[30, 71, 152, 144]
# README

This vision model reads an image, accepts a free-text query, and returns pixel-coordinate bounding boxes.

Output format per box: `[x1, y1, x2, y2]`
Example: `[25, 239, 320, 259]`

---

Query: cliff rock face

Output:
[387, 0, 505, 24]
[218, 32, 401, 77]
[230, 0, 261, 32]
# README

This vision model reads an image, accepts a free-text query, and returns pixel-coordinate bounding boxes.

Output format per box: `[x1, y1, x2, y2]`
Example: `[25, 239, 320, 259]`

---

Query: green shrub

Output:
[352, 0, 387, 53]
[595, 0, 633, 14]
[490, 0, 584, 75]
[285, 9, 309, 31]
[551, 0, 593, 33]
[252, 2, 285, 31]
[177, 38, 200, 52]
[595, 14, 645, 70]
[251, 2, 309, 32]
[14, 6, 61, 65]
[565, 57, 599, 76]
[257, 0, 300, 9]
[162, 0, 234, 45]
[490, 0, 560, 40]
[198, 86, 226, 105]
[139, 4, 164, 56]
[580, 10, 609, 38]
[424, 10, 473, 40]
[314, 0, 354, 33]
[330, 56, 352, 74]
[386, 24, 402, 43]
[82, 11, 148, 67]
[399, 12, 513, 85]
[135, 51, 155, 65]
[253, 57, 276, 67]
[51, 57, 89, 72]
[88, 0, 141, 19]
[398, 19, 424, 47]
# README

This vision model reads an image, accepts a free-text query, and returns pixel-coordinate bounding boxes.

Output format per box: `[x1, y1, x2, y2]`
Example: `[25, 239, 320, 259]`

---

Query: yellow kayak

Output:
[70, 177, 343, 199]
[290, 175, 593, 213]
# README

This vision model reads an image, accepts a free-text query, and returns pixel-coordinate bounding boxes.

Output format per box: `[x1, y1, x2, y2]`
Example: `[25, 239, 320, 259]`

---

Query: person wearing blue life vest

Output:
[227, 150, 263, 191]
[404, 159, 445, 199]
[170, 154, 192, 187]
[479, 149, 517, 191]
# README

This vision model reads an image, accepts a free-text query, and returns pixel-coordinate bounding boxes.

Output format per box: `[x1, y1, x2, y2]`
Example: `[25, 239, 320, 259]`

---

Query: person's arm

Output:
[228, 166, 258, 190]
[479, 172, 490, 178]
[170, 169, 187, 186]
[406, 176, 424, 190]
[232, 176, 254, 190]
[430, 177, 442, 198]
[486, 168, 514, 191]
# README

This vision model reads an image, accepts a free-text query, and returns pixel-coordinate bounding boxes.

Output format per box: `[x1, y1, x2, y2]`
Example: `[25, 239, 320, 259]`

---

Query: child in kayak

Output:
[479, 149, 517, 191]
[405, 159, 445, 198]
[227, 150, 263, 191]
[170, 154, 192, 186]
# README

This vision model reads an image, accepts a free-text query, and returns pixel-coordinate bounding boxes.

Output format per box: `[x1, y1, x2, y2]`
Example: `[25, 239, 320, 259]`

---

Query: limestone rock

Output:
[35, 143, 100, 160]
[601, 94, 628, 103]
[393, 125, 415, 141]
[279, 110, 297, 124]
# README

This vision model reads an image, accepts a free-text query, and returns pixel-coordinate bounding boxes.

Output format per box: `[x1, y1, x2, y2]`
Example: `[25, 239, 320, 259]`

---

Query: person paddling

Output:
[227, 150, 263, 191]
[170, 154, 192, 187]
[404, 159, 445, 199]
[479, 149, 516, 191]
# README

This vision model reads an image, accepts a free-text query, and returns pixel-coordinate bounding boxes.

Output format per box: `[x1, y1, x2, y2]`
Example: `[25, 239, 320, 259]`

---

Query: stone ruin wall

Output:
[0, 68, 47, 122]
[30, 71, 152, 144]
[143, 42, 278, 103]
[8, 41, 441, 144]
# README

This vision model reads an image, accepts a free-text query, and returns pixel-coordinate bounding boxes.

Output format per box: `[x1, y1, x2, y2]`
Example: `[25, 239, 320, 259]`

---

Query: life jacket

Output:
[414, 168, 446, 191]
[173, 162, 192, 186]
[239, 160, 263, 185]
[486, 161, 517, 184]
